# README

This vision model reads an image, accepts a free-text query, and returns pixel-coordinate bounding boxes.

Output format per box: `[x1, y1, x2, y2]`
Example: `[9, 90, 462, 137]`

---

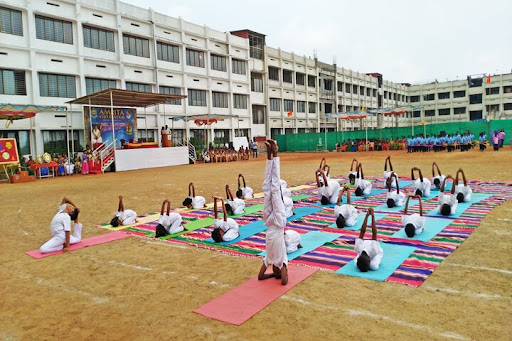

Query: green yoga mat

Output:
[291, 194, 314, 201]
[161, 217, 215, 239]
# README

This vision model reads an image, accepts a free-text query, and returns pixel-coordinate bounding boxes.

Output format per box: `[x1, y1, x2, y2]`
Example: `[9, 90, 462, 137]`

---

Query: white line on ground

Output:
[423, 285, 507, 300]
[497, 218, 511, 221]
[107, 260, 152, 271]
[445, 263, 512, 275]
[144, 240, 187, 249]
[281, 295, 468, 341]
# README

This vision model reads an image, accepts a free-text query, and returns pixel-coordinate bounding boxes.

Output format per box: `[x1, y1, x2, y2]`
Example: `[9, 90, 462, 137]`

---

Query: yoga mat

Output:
[291, 194, 314, 201]
[194, 264, 318, 325]
[26, 232, 130, 259]
[161, 218, 215, 239]
[398, 180, 412, 188]
[431, 183, 452, 192]
[96, 213, 159, 231]
[391, 217, 452, 241]
[335, 242, 417, 281]
[329, 213, 387, 231]
[259, 231, 342, 259]
[373, 200, 418, 213]
[426, 194, 492, 218]
[359, 188, 387, 198]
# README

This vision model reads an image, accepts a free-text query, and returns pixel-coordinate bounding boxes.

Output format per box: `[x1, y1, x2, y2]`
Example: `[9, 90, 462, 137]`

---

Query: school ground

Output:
[1, 148, 511, 340]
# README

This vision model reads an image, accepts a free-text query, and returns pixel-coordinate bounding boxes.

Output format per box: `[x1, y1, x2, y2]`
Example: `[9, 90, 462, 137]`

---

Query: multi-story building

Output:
[0, 0, 510, 157]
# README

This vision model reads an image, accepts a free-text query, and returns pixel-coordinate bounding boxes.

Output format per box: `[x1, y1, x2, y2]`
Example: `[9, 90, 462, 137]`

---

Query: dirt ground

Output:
[1, 148, 511, 340]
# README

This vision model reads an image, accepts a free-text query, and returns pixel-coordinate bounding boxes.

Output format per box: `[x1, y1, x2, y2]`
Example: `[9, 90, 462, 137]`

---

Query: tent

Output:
[326, 111, 369, 149]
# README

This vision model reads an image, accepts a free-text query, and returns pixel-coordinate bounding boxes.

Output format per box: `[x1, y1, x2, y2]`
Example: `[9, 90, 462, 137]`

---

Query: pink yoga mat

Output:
[26, 231, 130, 259]
[194, 264, 318, 325]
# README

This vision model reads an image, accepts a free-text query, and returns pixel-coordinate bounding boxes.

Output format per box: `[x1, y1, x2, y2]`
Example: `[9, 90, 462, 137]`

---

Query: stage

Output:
[114, 146, 189, 172]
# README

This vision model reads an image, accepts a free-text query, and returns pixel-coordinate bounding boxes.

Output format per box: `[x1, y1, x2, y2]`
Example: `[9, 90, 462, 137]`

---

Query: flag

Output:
[287, 111, 293, 117]
[486, 74, 491, 84]
[361, 106, 365, 111]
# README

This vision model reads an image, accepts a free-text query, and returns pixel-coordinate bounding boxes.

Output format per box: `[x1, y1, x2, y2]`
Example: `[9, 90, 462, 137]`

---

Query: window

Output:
[413, 110, 421, 117]
[123, 34, 149, 57]
[353, 85, 358, 94]
[410, 95, 420, 102]
[283, 100, 293, 112]
[126, 82, 152, 92]
[360, 86, 365, 96]
[424, 93, 435, 101]
[297, 101, 305, 113]
[42, 130, 80, 155]
[283, 70, 293, 83]
[296, 73, 305, 86]
[504, 103, 512, 111]
[232, 59, 246, 75]
[252, 105, 265, 124]
[438, 92, 450, 100]
[233, 94, 247, 109]
[0, 130, 30, 155]
[186, 49, 205, 67]
[324, 103, 333, 113]
[486, 104, 500, 112]
[39, 73, 75, 97]
[157, 42, 179, 63]
[137, 129, 155, 142]
[35, 15, 72, 44]
[503, 86, 512, 94]
[249, 34, 264, 60]
[214, 129, 230, 145]
[0, 69, 26, 95]
[373, 89, 377, 97]
[269, 98, 280, 111]
[424, 109, 435, 117]
[0, 6, 22, 36]
[485, 87, 500, 95]
[308, 102, 316, 113]
[210, 54, 226, 72]
[468, 77, 482, 87]
[366, 88, 371, 96]
[324, 79, 333, 91]
[83, 25, 114, 52]
[469, 94, 482, 104]
[159, 86, 182, 105]
[85, 77, 116, 95]
[251, 74, 263, 92]
[345, 83, 351, 93]
[337, 82, 343, 91]
[454, 107, 466, 114]
[469, 110, 482, 121]
[453, 90, 466, 98]
[269, 67, 279, 81]
[212, 92, 228, 108]
[438, 108, 450, 116]
[188, 89, 206, 106]
[308, 75, 316, 88]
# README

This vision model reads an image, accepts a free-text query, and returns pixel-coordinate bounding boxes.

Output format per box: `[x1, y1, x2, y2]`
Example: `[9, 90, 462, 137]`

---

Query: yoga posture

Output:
[319, 157, 331, 180]
[349, 158, 358, 185]
[402, 195, 425, 237]
[211, 196, 240, 242]
[316, 168, 341, 205]
[280, 179, 292, 198]
[354, 208, 384, 272]
[334, 186, 358, 228]
[155, 200, 185, 238]
[284, 230, 302, 253]
[40, 198, 82, 253]
[225, 184, 246, 215]
[183, 182, 206, 209]
[383, 156, 398, 188]
[386, 172, 406, 208]
[110, 196, 137, 227]
[236, 174, 254, 199]
[411, 167, 431, 198]
[258, 140, 289, 285]
[354, 163, 372, 196]
[437, 175, 458, 216]
[431, 162, 445, 190]
[454, 168, 472, 203]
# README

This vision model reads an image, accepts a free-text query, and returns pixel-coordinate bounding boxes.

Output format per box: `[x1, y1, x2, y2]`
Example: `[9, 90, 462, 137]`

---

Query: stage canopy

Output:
[170, 114, 239, 123]
[67, 88, 186, 107]
[368, 105, 422, 116]
[326, 111, 368, 120]
[0, 104, 66, 127]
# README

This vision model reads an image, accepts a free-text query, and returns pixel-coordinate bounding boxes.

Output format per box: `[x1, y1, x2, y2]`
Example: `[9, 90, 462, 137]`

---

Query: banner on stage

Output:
[0, 138, 19, 164]
[84, 107, 137, 148]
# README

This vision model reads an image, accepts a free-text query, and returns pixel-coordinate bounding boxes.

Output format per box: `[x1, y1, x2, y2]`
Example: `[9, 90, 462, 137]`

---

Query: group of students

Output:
[406, 132, 476, 153]
[335, 138, 407, 153]
[202, 147, 251, 163]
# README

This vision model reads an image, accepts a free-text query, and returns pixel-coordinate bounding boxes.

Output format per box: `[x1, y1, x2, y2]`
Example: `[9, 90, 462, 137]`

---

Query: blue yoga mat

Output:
[373, 199, 417, 213]
[313, 189, 387, 208]
[335, 242, 417, 281]
[358, 188, 387, 198]
[205, 207, 322, 244]
[329, 213, 387, 231]
[398, 180, 412, 188]
[391, 217, 452, 241]
[431, 183, 452, 192]
[426, 193, 492, 219]
[259, 231, 341, 260]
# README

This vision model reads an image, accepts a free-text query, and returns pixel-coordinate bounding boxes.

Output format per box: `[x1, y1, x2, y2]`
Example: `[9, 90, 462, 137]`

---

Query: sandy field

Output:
[1, 148, 511, 341]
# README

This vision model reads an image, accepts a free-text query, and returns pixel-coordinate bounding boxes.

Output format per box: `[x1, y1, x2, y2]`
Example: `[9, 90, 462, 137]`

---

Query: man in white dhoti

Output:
[40, 198, 81, 253]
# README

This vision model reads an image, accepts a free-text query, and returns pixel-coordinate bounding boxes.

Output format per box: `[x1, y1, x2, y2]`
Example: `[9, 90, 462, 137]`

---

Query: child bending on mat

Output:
[40, 197, 81, 253]
[319, 158, 331, 180]
[225, 184, 246, 215]
[155, 200, 185, 238]
[431, 162, 445, 190]
[316, 169, 341, 205]
[284, 229, 302, 253]
[386, 172, 406, 208]
[411, 167, 431, 198]
[454, 168, 472, 203]
[211, 196, 240, 242]
[110, 196, 137, 227]
[349, 158, 358, 185]
[236, 174, 254, 199]
[258, 139, 289, 285]
[402, 195, 425, 238]
[354, 163, 372, 196]
[334, 186, 358, 228]
[355, 208, 384, 272]
[383, 156, 398, 188]
[437, 176, 458, 216]
[183, 182, 206, 209]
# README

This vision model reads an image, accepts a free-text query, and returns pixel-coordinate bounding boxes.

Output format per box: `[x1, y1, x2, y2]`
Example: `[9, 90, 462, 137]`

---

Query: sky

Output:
[123, 0, 511, 84]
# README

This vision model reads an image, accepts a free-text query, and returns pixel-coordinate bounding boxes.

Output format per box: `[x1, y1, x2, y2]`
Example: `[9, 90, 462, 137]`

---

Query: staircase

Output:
[188, 142, 196, 164]
[90, 140, 116, 174]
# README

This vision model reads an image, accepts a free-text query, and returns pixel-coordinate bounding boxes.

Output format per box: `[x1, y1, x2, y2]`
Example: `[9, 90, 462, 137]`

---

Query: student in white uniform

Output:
[454, 168, 472, 203]
[183, 182, 206, 209]
[431, 162, 445, 190]
[155, 199, 185, 238]
[316, 169, 341, 205]
[349, 158, 359, 185]
[211, 196, 240, 242]
[225, 184, 246, 215]
[110, 196, 138, 227]
[402, 195, 426, 238]
[257, 140, 289, 285]
[411, 167, 431, 198]
[354, 164, 372, 196]
[354, 208, 384, 272]
[386, 172, 406, 208]
[40, 197, 82, 253]
[334, 186, 358, 228]
[283, 195, 294, 219]
[280, 179, 292, 198]
[236, 174, 254, 199]
[437, 175, 458, 216]
[319, 158, 331, 181]
[383, 156, 398, 188]
[284, 229, 302, 253]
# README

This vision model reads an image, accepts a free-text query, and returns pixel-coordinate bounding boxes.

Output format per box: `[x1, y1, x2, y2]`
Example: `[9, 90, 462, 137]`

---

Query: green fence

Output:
[276, 120, 512, 151]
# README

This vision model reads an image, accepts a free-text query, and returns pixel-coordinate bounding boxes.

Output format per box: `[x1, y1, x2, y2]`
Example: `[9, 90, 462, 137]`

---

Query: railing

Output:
[92, 140, 116, 173]
[188, 142, 196, 164]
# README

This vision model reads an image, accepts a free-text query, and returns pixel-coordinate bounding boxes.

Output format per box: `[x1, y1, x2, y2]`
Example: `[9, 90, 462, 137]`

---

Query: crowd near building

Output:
[1, 0, 511, 156]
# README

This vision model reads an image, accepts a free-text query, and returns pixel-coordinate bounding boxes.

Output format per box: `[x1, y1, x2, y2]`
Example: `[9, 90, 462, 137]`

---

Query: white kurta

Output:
[386, 190, 406, 207]
[159, 213, 184, 234]
[192, 196, 206, 209]
[318, 180, 341, 204]
[263, 157, 288, 269]
[334, 204, 358, 226]
[214, 218, 239, 242]
[355, 178, 372, 195]
[283, 196, 294, 218]
[284, 230, 301, 253]
[431, 175, 445, 188]
[437, 193, 458, 215]
[241, 186, 254, 199]
[383, 171, 398, 188]
[280, 180, 292, 198]
[40, 205, 82, 253]
[116, 209, 137, 225]
[413, 178, 432, 197]
[402, 213, 425, 236]
[227, 198, 245, 215]
[354, 238, 384, 271]
[455, 184, 472, 202]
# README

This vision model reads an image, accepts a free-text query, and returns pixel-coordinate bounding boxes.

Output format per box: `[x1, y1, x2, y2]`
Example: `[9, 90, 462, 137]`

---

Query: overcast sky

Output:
[124, 0, 511, 84]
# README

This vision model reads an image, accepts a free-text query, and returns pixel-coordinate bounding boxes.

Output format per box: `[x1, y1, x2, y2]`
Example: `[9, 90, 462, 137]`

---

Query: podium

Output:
[10, 170, 36, 183]
[162, 133, 173, 147]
